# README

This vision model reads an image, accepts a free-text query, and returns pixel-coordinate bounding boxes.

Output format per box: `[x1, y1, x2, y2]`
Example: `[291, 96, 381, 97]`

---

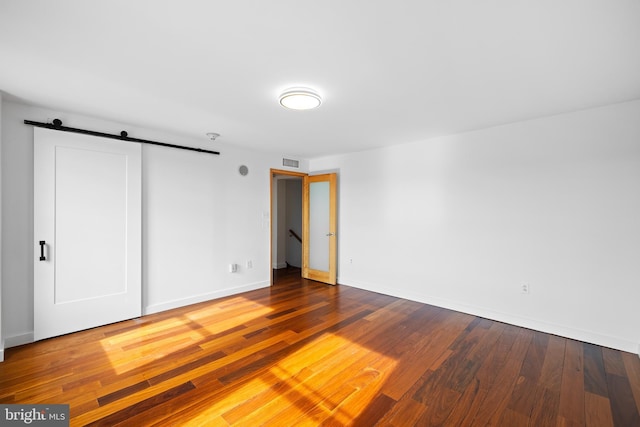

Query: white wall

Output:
[0, 92, 3, 361]
[141, 143, 273, 314]
[311, 100, 640, 354]
[1, 101, 32, 347]
[1, 100, 299, 346]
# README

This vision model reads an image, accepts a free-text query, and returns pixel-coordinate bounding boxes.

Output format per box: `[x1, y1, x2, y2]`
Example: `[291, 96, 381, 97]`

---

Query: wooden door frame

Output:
[270, 169, 307, 285]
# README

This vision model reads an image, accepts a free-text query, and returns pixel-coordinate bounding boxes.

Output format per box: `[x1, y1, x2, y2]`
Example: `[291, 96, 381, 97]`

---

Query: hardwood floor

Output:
[1, 267, 639, 426]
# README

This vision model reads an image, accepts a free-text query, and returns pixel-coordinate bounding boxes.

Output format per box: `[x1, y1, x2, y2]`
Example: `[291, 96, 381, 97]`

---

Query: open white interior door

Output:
[34, 128, 142, 341]
[303, 173, 337, 285]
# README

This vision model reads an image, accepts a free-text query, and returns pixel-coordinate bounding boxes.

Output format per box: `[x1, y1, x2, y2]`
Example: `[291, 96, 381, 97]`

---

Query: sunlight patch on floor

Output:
[182, 332, 398, 426]
[99, 297, 274, 375]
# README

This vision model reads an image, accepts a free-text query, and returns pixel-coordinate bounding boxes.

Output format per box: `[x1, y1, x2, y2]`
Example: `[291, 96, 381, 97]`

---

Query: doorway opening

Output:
[270, 169, 306, 285]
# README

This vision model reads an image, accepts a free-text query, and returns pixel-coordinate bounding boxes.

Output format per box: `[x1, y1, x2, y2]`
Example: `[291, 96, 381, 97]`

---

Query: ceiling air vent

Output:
[282, 158, 299, 168]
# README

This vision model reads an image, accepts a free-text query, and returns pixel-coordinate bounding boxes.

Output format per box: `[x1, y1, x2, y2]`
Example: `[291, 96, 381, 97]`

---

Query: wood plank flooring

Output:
[1, 267, 639, 426]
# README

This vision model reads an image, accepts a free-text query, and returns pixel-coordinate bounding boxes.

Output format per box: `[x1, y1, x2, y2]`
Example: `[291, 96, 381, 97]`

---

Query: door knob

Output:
[326, 232, 335, 237]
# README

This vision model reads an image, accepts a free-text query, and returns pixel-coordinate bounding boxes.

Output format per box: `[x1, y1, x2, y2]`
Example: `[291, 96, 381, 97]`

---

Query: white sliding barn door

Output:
[34, 128, 141, 341]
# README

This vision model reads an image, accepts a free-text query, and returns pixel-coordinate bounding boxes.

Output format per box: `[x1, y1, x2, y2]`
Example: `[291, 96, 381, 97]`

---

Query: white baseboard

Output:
[4, 332, 34, 349]
[272, 262, 288, 269]
[339, 276, 640, 356]
[144, 280, 270, 315]
[0, 348, 4, 362]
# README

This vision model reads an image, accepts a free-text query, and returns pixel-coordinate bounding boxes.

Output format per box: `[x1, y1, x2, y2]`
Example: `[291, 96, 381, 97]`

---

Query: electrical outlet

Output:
[521, 282, 530, 294]
[247, 260, 253, 269]
[229, 263, 238, 273]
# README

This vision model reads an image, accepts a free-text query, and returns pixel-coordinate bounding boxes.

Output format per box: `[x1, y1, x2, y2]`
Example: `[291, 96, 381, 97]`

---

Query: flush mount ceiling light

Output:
[278, 87, 322, 110]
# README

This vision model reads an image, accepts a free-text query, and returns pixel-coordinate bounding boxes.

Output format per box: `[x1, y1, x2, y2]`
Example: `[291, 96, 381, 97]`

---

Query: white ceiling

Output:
[1, 1, 639, 158]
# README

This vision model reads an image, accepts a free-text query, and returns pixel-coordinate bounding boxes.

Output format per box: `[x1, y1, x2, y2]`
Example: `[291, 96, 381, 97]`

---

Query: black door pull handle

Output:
[39, 240, 46, 261]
